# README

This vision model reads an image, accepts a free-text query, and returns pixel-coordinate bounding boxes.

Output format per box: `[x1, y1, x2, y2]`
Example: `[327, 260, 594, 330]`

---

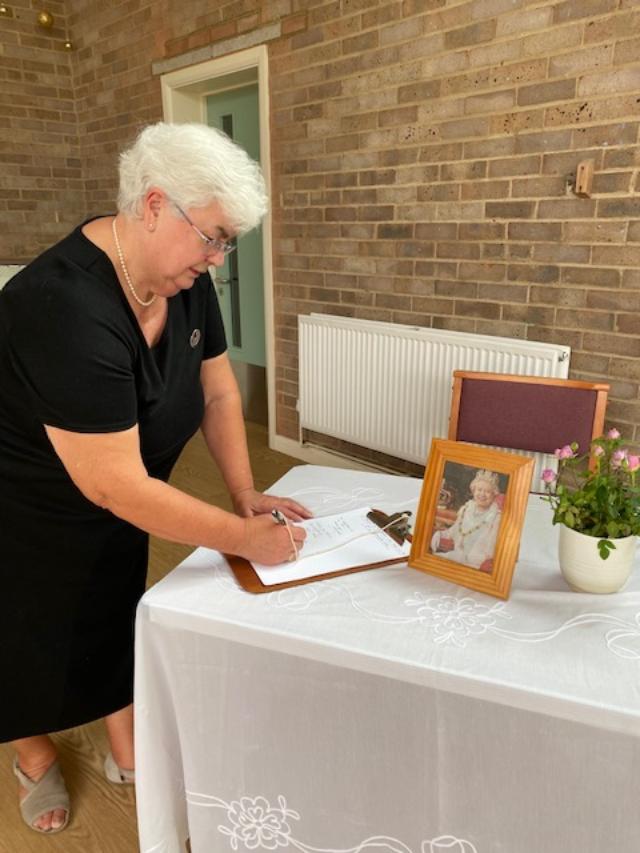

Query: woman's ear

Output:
[143, 188, 164, 223]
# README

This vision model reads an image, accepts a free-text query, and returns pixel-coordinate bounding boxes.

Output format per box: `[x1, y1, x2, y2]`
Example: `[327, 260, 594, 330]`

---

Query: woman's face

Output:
[150, 197, 236, 296]
[471, 480, 496, 509]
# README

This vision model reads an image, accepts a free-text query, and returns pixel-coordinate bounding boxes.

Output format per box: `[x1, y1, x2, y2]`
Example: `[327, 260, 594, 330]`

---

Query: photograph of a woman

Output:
[430, 465, 508, 573]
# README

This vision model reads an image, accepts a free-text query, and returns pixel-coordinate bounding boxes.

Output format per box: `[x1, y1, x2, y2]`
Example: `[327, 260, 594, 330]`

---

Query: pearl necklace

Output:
[112, 218, 156, 307]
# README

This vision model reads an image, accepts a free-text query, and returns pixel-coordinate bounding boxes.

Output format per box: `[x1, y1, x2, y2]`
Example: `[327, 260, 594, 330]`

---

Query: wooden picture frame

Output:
[409, 439, 534, 599]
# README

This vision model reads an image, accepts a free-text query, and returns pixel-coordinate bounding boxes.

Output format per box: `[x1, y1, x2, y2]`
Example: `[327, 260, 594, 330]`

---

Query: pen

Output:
[271, 508, 298, 561]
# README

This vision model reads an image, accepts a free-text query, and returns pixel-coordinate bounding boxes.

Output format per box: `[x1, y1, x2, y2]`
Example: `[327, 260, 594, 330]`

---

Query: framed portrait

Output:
[409, 439, 534, 599]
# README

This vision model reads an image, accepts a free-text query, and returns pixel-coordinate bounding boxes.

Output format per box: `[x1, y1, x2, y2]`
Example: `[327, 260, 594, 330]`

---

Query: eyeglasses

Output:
[173, 203, 237, 257]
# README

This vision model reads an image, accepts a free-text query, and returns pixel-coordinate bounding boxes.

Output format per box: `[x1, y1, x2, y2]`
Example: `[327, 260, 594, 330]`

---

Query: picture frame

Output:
[409, 439, 534, 600]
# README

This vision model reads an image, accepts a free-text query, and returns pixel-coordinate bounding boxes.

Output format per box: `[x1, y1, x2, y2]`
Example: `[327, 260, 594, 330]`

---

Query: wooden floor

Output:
[0, 422, 300, 853]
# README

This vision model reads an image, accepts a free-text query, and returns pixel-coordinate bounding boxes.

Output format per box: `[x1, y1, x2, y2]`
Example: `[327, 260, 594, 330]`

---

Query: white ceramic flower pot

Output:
[558, 524, 636, 594]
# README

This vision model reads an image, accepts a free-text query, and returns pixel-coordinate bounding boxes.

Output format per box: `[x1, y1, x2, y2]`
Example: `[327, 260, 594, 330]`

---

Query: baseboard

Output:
[270, 434, 381, 473]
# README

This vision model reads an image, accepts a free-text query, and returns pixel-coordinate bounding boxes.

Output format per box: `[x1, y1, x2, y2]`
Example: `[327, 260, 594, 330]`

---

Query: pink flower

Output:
[555, 445, 575, 460]
[627, 455, 640, 473]
[593, 445, 605, 457]
[612, 449, 627, 467]
[607, 428, 621, 439]
[541, 469, 557, 484]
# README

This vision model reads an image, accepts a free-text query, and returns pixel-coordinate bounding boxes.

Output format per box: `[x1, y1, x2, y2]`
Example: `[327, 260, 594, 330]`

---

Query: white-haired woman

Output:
[0, 122, 309, 834]
[431, 470, 502, 571]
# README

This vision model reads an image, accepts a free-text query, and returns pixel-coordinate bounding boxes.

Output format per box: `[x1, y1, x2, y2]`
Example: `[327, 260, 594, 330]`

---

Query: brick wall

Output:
[265, 0, 640, 448]
[0, 0, 84, 262]
[68, 0, 163, 215]
[1, 0, 639, 457]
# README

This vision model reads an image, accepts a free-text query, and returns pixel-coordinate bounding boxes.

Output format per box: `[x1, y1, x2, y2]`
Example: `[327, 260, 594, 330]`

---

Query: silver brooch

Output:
[190, 329, 201, 348]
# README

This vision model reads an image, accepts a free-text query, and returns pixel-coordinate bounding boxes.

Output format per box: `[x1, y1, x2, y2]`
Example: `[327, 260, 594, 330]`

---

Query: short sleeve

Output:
[202, 274, 228, 360]
[1, 276, 138, 432]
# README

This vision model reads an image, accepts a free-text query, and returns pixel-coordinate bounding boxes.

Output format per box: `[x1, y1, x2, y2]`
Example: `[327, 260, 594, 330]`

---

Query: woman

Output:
[0, 122, 309, 834]
[431, 470, 502, 571]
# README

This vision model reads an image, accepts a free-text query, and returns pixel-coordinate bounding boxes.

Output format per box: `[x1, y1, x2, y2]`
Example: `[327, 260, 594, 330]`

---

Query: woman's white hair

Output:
[117, 122, 268, 234]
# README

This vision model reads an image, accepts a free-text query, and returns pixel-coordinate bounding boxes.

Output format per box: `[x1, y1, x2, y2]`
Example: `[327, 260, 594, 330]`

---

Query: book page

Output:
[250, 506, 411, 587]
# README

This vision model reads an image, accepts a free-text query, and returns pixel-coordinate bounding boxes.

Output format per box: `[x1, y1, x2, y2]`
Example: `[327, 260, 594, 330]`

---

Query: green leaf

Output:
[598, 539, 616, 560]
[607, 521, 619, 538]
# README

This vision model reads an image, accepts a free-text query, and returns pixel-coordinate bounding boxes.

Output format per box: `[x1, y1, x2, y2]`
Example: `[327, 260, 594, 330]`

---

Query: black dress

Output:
[0, 222, 226, 742]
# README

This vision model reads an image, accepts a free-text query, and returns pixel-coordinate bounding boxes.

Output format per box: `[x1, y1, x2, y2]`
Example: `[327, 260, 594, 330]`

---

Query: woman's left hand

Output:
[231, 487, 313, 522]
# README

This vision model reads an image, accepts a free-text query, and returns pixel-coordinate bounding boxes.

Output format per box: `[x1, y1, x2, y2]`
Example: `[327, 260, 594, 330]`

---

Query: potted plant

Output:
[542, 428, 640, 593]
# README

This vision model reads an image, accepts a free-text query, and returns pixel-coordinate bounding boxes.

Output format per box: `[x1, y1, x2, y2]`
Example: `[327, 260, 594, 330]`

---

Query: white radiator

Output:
[298, 314, 570, 472]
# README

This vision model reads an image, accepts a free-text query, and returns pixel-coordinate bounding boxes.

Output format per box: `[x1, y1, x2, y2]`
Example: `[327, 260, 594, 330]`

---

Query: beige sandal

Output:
[104, 751, 135, 784]
[13, 758, 70, 834]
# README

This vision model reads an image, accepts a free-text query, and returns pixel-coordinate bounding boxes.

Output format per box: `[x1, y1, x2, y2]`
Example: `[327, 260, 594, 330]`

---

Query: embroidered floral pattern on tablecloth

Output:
[345, 586, 640, 658]
[404, 594, 507, 647]
[183, 792, 478, 853]
[219, 795, 297, 850]
[210, 484, 640, 660]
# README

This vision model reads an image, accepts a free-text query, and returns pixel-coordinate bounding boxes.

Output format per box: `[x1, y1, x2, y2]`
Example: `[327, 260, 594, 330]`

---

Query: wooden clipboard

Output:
[226, 509, 412, 594]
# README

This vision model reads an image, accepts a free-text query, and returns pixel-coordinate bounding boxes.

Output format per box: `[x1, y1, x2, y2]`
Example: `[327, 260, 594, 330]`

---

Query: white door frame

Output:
[160, 46, 277, 447]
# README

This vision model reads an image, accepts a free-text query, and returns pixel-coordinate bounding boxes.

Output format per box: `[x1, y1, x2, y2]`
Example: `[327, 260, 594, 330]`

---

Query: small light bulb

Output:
[37, 10, 54, 29]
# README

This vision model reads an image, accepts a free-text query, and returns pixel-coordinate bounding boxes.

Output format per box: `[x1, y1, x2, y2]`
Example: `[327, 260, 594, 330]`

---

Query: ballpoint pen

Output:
[271, 508, 298, 561]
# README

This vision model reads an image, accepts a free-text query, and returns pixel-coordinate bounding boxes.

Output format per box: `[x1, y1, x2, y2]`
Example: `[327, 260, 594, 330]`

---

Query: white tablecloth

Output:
[135, 465, 640, 853]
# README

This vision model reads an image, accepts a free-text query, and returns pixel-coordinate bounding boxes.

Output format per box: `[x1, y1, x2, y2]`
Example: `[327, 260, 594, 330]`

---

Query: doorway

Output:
[160, 47, 274, 431]
[207, 84, 267, 425]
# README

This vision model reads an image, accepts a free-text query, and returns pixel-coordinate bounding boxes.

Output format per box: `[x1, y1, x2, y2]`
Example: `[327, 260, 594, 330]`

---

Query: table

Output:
[135, 465, 640, 853]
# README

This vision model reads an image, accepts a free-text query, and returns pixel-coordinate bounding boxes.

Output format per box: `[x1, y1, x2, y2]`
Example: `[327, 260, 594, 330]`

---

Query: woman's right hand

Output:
[238, 514, 307, 565]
